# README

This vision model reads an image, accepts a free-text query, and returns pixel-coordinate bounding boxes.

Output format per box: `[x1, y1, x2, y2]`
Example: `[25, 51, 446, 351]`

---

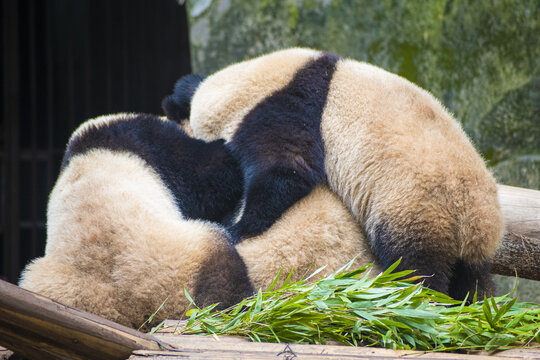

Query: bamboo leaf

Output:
[178, 260, 540, 353]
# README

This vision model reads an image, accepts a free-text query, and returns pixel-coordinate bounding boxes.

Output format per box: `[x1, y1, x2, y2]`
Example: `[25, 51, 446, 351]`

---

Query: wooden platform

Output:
[128, 320, 540, 360]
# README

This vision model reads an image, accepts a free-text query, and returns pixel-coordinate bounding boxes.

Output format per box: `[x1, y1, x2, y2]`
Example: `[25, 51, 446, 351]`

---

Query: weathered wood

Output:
[127, 329, 538, 360]
[496, 348, 540, 359]
[492, 232, 540, 280]
[493, 185, 540, 280]
[0, 347, 13, 360]
[0, 279, 161, 360]
[498, 185, 540, 239]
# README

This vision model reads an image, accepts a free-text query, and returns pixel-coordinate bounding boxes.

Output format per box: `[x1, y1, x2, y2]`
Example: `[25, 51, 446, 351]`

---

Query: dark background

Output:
[1, 0, 192, 283]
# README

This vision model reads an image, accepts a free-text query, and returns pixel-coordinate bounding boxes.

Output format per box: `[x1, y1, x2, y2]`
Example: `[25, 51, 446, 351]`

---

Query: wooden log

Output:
[498, 185, 540, 239]
[492, 232, 540, 280]
[493, 185, 540, 280]
[0, 279, 161, 360]
[128, 329, 537, 360]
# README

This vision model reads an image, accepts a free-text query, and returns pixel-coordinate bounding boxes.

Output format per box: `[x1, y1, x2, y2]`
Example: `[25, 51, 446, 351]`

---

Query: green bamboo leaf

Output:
[280, 268, 295, 289]
[332, 257, 358, 277]
[266, 268, 283, 292]
[494, 297, 517, 324]
[381, 258, 402, 275]
[386, 284, 423, 308]
[178, 260, 540, 352]
[183, 285, 195, 306]
[148, 320, 166, 334]
[254, 289, 263, 313]
[353, 309, 378, 321]
[483, 299, 496, 329]
[402, 333, 416, 348]
[485, 333, 517, 351]
[304, 265, 328, 282]
[388, 308, 441, 319]
[490, 297, 500, 313]
[533, 328, 540, 344]
[314, 300, 329, 310]
[348, 301, 375, 309]
[378, 318, 412, 329]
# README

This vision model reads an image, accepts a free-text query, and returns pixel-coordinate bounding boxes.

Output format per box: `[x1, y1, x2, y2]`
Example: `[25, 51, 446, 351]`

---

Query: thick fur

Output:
[19, 113, 379, 329]
[19, 114, 253, 328]
[162, 74, 205, 123]
[166, 48, 504, 299]
[63, 113, 243, 223]
[237, 185, 380, 290]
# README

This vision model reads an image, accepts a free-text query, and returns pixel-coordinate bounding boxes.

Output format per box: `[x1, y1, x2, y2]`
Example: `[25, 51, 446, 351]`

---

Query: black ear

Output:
[162, 74, 205, 122]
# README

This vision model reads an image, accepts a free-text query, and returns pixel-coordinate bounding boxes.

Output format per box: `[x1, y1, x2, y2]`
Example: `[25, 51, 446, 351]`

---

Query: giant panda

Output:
[162, 47, 504, 300]
[19, 113, 252, 327]
[20, 112, 379, 329]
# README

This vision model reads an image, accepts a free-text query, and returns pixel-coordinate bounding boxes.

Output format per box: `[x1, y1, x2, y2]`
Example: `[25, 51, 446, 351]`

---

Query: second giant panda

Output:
[20, 113, 378, 329]
[19, 113, 252, 327]
[163, 48, 504, 300]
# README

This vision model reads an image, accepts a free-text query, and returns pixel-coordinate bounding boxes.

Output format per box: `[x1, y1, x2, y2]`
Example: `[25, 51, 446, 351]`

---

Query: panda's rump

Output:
[322, 59, 503, 266]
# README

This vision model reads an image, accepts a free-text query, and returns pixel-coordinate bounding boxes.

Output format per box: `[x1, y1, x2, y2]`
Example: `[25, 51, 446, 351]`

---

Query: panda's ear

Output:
[162, 74, 205, 122]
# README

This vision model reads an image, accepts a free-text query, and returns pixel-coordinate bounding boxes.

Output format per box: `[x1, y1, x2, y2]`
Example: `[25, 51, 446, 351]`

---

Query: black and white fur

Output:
[19, 112, 379, 329]
[19, 113, 252, 328]
[163, 47, 504, 300]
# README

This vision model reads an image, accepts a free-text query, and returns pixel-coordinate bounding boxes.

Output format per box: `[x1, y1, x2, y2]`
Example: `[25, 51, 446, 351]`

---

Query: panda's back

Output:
[190, 48, 319, 142]
[322, 58, 503, 263]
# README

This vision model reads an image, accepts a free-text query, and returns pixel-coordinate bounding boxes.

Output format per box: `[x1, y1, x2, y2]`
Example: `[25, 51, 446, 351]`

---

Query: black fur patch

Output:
[371, 223, 453, 295]
[371, 223, 495, 301]
[162, 74, 205, 122]
[63, 114, 243, 223]
[193, 235, 254, 309]
[227, 52, 340, 242]
[448, 260, 495, 302]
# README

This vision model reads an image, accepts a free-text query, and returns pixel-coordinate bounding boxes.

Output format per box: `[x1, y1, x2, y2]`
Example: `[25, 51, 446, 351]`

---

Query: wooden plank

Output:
[0, 347, 13, 360]
[127, 332, 536, 360]
[0, 279, 161, 360]
[496, 348, 540, 358]
[493, 185, 540, 280]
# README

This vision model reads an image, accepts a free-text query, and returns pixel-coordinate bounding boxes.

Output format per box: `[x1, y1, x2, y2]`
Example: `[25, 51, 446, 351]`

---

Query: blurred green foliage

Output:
[186, 0, 539, 190]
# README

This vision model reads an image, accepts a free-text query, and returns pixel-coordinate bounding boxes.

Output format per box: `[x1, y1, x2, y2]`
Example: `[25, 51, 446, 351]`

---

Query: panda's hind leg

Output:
[371, 223, 456, 295]
[448, 260, 495, 302]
